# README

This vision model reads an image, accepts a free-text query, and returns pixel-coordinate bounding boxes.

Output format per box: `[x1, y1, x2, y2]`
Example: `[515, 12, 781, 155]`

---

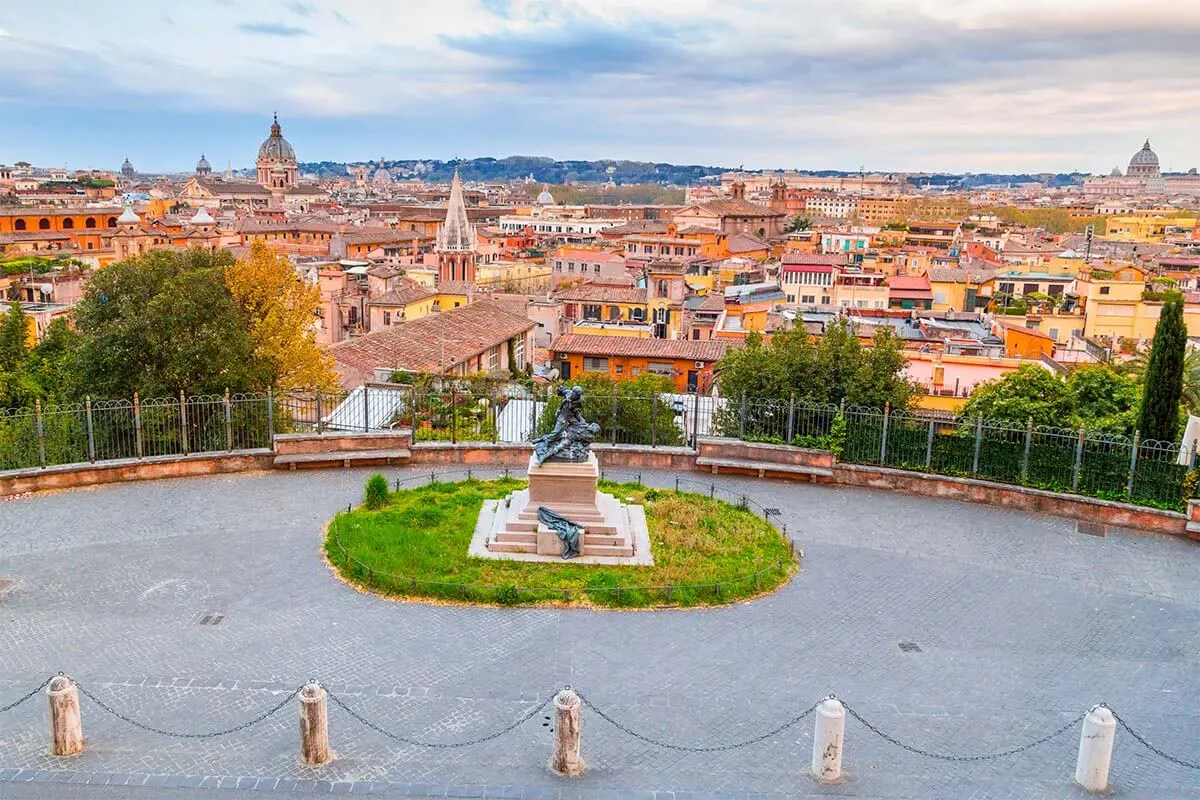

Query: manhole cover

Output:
[194, 613, 225, 626]
[898, 642, 922, 653]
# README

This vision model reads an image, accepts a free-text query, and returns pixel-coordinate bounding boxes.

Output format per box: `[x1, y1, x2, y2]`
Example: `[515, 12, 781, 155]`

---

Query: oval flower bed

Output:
[325, 477, 797, 608]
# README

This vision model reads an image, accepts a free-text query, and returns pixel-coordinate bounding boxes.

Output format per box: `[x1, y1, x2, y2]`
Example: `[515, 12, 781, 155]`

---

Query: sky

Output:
[2, 0, 1199, 175]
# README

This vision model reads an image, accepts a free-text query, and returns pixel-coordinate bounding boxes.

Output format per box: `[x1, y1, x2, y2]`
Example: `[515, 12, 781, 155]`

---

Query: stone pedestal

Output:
[475, 453, 653, 565]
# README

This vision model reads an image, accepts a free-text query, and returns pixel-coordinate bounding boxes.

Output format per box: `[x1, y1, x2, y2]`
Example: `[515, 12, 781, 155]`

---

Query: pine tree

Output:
[1136, 292, 1187, 442]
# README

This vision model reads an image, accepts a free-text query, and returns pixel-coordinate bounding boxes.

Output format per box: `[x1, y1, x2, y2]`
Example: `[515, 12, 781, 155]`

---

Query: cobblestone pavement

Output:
[1, 467, 1198, 799]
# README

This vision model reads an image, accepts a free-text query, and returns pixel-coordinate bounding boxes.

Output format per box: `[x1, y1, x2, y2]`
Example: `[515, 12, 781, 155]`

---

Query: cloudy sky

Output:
[2, 0, 1198, 174]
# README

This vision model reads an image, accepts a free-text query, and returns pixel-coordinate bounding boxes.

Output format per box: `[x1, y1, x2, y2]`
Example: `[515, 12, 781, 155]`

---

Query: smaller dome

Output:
[258, 113, 296, 163]
[117, 205, 140, 224]
[188, 207, 215, 225]
[1129, 139, 1159, 167]
[1110, 166, 1123, 177]
[536, 185, 555, 205]
[196, 154, 211, 172]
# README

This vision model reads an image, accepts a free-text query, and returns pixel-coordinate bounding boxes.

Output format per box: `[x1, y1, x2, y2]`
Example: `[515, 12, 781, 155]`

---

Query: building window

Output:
[514, 338, 525, 370]
[583, 304, 601, 321]
[1048, 285, 1064, 297]
[38, 218, 50, 230]
[594, 264, 601, 273]
[692, 329, 700, 340]
[998, 282, 1014, 296]
[1023, 283, 1039, 296]
[802, 295, 815, 304]
[657, 279, 667, 296]
[488, 345, 500, 371]
[647, 361, 674, 376]
[615, 364, 623, 374]
[1099, 286, 1110, 295]
[584, 356, 609, 372]
[383, 311, 391, 326]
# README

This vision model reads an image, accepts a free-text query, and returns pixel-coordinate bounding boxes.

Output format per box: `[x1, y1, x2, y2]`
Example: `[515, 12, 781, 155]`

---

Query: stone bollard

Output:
[811, 697, 845, 783]
[549, 687, 584, 777]
[1074, 705, 1116, 792]
[299, 683, 331, 766]
[46, 675, 83, 757]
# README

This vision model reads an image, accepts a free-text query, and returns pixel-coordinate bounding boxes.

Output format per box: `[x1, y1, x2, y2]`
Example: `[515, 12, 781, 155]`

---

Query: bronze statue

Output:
[537, 506, 582, 559]
[531, 386, 600, 466]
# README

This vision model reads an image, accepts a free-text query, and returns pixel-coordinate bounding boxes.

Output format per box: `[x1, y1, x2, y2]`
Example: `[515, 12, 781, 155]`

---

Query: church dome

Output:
[1129, 139, 1159, 168]
[196, 154, 211, 174]
[536, 185, 555, 205]
[188, 207, 215, 225]
[117, 205, 140, 224]
[258, 114, 296, 163]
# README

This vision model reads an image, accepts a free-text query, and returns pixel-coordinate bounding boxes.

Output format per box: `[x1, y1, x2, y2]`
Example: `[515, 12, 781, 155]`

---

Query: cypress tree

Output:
[1136, 292, 1187, 442]
[0, 299, 29, 373]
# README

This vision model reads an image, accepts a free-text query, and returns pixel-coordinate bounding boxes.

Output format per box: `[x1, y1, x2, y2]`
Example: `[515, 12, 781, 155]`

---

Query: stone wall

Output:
[0, 451, 274, 497]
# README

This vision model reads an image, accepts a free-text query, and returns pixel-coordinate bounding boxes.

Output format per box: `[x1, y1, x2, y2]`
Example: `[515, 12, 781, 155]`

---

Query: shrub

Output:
[364, 473, 390, 510]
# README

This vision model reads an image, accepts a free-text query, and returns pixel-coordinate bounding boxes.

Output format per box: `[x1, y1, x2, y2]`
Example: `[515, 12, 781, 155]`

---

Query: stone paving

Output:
[0, 466, 1198, 799]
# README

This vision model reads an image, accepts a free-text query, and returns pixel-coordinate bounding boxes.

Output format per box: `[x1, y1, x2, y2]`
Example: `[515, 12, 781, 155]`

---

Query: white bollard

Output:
[811, 697, 845, 783]
[549, 687, 584, 777]
[1074, 705, 1116, 792]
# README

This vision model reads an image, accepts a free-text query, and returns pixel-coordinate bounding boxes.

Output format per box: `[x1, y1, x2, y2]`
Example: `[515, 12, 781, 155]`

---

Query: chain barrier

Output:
[0, 676, 53, 714]
[578, 691, 821, 753]
[1107, 706, 1200, 770]
[840, 699, 1086, 762]
[74, 680, 302, 739]
[325, 686, 553, 748]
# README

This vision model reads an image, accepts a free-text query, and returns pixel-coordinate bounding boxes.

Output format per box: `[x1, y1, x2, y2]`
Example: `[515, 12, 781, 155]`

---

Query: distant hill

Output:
[299, 156, 728, 185]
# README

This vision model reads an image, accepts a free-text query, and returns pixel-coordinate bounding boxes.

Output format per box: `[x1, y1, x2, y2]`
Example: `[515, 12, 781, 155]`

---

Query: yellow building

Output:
[833, 271, 888, 309]
[926, 267, 995, 313]
[475, 259, 552, 291]
[1105, 214, 1198, 243]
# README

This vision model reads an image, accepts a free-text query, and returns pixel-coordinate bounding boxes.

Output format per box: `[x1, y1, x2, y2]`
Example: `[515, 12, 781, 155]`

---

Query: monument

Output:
[472, 386, 653, 565]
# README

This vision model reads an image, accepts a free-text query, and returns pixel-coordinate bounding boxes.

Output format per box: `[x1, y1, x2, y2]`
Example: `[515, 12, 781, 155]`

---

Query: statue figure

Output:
[531, 386, 600, 466]
[537, 506, 582, 559]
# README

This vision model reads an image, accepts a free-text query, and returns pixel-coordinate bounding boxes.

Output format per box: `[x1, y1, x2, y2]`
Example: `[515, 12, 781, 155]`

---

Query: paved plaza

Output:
[0, 467, 1198, 799]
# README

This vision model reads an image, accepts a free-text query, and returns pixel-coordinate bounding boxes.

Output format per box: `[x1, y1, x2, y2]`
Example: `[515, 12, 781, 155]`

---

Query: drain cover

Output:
[898, 642, 922, 653]
[763, 507, 781, 516]
[194, 613, 224, 626]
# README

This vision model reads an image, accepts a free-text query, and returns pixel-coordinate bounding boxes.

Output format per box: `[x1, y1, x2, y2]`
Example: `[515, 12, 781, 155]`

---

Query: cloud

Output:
[236, 21, 311, 37]
[286, 1, 318, 16]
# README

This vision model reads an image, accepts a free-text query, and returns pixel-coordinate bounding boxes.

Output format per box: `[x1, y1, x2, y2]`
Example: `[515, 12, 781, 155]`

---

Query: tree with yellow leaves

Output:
[225, 240, 338, 391]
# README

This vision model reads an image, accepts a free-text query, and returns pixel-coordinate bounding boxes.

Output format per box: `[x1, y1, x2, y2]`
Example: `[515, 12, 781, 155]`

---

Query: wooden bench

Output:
[695, 456, 832, 481]
[273, 449, 412, 470]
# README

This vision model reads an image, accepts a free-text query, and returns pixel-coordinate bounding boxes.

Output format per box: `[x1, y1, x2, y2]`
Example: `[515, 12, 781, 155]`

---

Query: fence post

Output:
[315, 391, 324, 435]
[267, 388, 275, 446]
[298, 683, 331, 766]
[1126, 430, 1140, 499]
[450, 385, 457, 444]
[35, 399, 46, 468]
[133, 392, 143, 459]
[224, 388, 233, 451]
[46, 676, 83, 757]
[363, 384, 371, 433]
[879, 402, 891, 463]
[1074, 705, 1115, 792]
[549, 687, 584, 777]
[971, 415, 983, 474]
[650, 392, 657, 448]
[811, 697, 845, 783]
[1072, 426, 1085, 491]
[786, 392, 796, 443]
[1021, 417, 1033, 483]
[179, 390, 189, 456]
[491, 391, 498, 444]
[738, 392, 747, 440]
[85, 396, 96, 463]
[924, 418, 935, 470]
[610, 386, 618, 445]
[691, 391, 701, 449]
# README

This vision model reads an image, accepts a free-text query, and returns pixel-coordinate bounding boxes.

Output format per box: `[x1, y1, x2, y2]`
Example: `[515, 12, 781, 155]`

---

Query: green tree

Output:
[1137, 292, 1187, 441]
[847, 329, 915, 410]
[959, 364, 1074, 428]
[785, 215, 811, 233]
[72, 249, 267, 398]
[0, 299, 28, 374]
[1066, 365, 1139, 434]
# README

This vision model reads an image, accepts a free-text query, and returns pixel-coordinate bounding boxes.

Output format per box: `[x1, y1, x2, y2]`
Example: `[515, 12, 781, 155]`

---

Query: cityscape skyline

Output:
[2, 1, 1199, 174]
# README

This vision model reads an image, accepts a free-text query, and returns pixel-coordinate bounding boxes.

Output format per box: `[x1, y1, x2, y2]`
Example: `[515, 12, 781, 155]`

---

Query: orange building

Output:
[995, 319, 1056, 360]
[551, 333, 728, 393]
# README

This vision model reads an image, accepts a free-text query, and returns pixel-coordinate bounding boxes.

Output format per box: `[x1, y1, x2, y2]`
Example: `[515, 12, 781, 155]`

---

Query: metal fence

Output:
[2, 385, 1196, 511]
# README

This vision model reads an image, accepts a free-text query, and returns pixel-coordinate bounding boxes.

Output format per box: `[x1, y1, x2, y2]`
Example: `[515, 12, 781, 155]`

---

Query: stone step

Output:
[487, 541, 538, 554]
[492, 531, 537, 544]
[581, 543, 634, 557]
[581, 533, 628, 546]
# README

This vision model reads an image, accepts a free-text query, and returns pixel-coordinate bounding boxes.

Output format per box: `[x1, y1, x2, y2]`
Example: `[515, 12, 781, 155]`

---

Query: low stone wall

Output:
[275, 430, 413, 456]
[832, 463, 1194, 539]
[0, 451, 275, 496]
[698, 438, 834, 470]
[406, 442, 697, 471]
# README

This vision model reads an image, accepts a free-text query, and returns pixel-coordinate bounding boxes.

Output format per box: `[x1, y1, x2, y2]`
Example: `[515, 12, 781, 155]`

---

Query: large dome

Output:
[1129, 139, 1159, 167]
[258, 114, 296, 163]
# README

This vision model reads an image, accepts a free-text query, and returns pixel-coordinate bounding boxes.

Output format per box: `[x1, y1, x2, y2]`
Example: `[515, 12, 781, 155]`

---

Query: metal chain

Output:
[75, 681, 302, 739]
[326, 688, 554, 748]
[1107, 707, 1200, 770]
[0, 676, 53, 714]
[578, 692, 821, 753]
[841, 701, 1086, 762]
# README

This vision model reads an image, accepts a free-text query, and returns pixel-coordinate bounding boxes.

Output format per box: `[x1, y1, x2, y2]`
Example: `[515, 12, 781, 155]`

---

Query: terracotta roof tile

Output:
[553, 333, 729, 362]
[554, 284, 648, 304]
[330, 300, 533, 374]
[367, 278, 435, 307]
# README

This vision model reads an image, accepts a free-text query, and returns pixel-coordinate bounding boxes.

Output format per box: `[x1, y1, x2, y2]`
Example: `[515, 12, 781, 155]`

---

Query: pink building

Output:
[551, 249, 626, 286]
